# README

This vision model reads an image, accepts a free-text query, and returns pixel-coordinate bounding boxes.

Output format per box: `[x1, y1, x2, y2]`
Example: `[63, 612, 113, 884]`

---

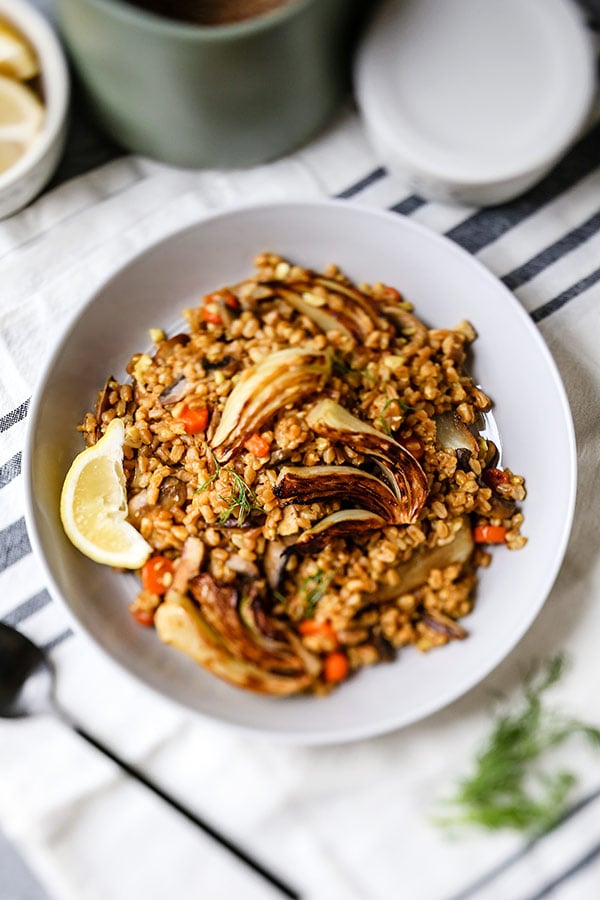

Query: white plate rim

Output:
[23, 198, 577, 744]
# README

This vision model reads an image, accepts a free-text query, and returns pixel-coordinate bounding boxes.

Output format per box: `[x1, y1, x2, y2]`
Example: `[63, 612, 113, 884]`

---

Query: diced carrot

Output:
[299, 620, 337, 641]
[141, 556, 175, 595]
[204, 289, 240, 310]
[223, 291, 241, 310]
[482, 467, 511, 490]
[177, 405, 209, 435]
[202, 305, 222, 325]
[244, 432, 271, 457]
[382, 285, 402, 302]
[324, 651, 349, 683]
[473, 524, 507, 544]
[131, 608, 155, 627]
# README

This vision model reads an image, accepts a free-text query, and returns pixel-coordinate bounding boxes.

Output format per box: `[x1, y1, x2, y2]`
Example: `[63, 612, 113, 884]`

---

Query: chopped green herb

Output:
[331, 353, 352, 376]
[378, 416, 393, 437]
[195, 450, 221, 493]
[437, 655, 600, 835]
[196, 451, 263, 524]
[359, 367, 377, 382]
[300, 569, 336, 618]
[218, 470, 263, 526]
[378, 396, 413, 436]
[382, 396, 413, 414]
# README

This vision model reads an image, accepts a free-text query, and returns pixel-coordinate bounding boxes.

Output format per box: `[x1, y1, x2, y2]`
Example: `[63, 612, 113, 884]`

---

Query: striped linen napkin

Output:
[2, 94, 600, 900]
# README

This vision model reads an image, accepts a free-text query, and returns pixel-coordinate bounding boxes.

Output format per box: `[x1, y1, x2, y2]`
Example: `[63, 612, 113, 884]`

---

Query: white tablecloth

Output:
[2, 91, 600, 900]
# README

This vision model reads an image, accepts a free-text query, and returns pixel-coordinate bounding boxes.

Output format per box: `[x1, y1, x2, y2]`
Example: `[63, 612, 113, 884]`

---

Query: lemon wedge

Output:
[60, 418, 152, 569]
[0, 20, 38, 80]
[0, 74, 44, 174]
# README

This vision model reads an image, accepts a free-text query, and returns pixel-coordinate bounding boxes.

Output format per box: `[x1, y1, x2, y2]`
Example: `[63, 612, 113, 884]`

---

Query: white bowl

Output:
[24, 200, 576, 744]
[0, 0, 69, 218]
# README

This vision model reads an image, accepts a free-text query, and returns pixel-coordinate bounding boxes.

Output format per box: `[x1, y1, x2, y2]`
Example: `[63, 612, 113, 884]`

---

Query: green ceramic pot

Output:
[57, 0, 362, 167]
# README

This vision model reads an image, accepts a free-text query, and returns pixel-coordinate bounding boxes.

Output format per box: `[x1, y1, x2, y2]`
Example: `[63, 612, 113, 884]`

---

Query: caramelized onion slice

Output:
[314, 277, 388, 331]
[154, 592, 314, 696]
[189, 574, 310, 675]
[306, 399, 428, 523]
[289, 508, 386, 554]
[276, 286, 354, 341]
[381, 307, 427, 354]
[274, 464, 404, 523]
[210, 348, 330, 462]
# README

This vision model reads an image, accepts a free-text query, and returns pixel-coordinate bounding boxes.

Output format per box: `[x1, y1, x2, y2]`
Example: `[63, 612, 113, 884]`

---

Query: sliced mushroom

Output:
[168, 536, 205, 596]
[306, 399, 428, 523]
[158, 475, 187, 510]
[274, 465, 404, 523]
[421, 612, 468, 640]
[455, 448, 472, 471]
[153, 333, 190, 364]
[435, 412, 478, 454]
[127, 478, 186, 524]
[486, 494, 517, 519]
[94, 377, 114, 440]
[210, 348, 330, 463]
[381, 307, 427, 355]
[159, 375, 192, 408]
[201, 354, 236, 371]
[263, 538, 291, 590]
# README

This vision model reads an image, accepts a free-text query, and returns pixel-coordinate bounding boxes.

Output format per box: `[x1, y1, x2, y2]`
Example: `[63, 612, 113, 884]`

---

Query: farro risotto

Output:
[78, 253, 527, 696]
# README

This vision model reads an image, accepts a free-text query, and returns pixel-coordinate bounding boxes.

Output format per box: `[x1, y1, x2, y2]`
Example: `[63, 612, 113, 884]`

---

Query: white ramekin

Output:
[0, 0, 69, 219]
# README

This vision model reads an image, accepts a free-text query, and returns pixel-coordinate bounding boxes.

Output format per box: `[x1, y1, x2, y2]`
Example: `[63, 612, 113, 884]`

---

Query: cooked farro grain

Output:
[80, 254, 526, 695]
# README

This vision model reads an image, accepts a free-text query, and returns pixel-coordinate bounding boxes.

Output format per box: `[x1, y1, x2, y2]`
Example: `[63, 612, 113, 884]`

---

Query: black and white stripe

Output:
[446, 784, 600, 900]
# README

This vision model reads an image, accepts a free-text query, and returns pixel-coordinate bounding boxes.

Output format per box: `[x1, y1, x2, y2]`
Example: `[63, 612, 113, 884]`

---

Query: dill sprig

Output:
[378, 416, 393, 437]
[218, 470, 262, 526]
[331, 353, 352, 377]
[196, 451, 263, 525]
[378, 396, 413, 436]
[301, 569, 335, 618]
[438, 655, 600, 835]
[272, 589, 287, 606]
[196, 450, 222, 493]
[382, 396, 413, 414]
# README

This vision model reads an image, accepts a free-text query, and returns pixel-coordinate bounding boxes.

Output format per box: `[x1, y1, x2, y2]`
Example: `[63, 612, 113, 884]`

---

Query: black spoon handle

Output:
[72, 723, 300, 899]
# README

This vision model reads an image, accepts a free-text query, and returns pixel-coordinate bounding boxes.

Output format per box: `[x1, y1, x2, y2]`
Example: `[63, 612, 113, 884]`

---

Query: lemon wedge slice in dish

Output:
[0, 74, 44, 174]
[60, 418, 152, 569]
[0, 20, 38, 80]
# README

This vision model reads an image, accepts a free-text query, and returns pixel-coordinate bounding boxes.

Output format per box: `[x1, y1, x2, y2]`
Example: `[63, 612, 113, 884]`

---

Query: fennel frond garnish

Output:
[196, 451, 263, 525]
[438, 655, 600, 834]
[218, 470, 262, 526]
[300, 569, 336, 618]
